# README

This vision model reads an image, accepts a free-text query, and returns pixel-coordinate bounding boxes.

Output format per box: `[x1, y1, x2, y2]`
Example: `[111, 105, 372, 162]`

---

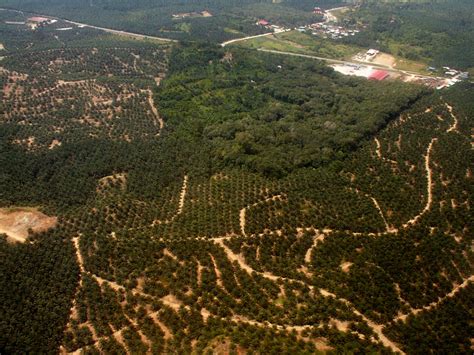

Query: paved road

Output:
[221, 5, 348, 47]
[1, 6, 442, 81]
[257, 48, 441, 80]
[324, 6, 349, 23]
[60, 19, 177, 42]
[221, 31, 281, 47]
[0, 7, 176, 42]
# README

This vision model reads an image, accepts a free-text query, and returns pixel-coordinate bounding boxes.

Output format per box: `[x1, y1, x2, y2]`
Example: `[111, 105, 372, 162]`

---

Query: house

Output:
[367, 49, 379, 57]
[28, 17, 50, 24]
[369, 70, 389, 81]
[26, 16, 51, 29]
[313, 7, 325, 15]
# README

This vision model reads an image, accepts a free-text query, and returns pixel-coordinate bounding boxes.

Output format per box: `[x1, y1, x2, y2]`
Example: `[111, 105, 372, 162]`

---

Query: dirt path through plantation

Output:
[146, 90, 164, 136]
[404, 138, 437, 227]
[394, 274, 474, 322]
[374, 138, 382, 159]
[374, 138, 398, 166]
[369, 197, 397, 233]
[72, 236, 85, 273]
[239, 208, 247, 237]
[177, 175, 188, 215]
[445, 102, 459, 133]
[304, 231, 325, 264]
[152, 175, 188, 225]
[213, 237, 405, 354]
[239, 194, 284, 237]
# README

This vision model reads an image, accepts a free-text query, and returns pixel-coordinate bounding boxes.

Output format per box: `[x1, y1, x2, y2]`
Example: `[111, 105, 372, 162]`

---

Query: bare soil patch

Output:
[372, 53, 396, 67]
[0, 207, 57, 242]
[340, 261, 353, 273]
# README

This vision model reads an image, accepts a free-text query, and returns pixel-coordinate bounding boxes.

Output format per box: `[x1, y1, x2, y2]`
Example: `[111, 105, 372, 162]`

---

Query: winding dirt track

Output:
[152, 175, 188, 225]
[239, 194, 284, 237]
[72, 237, 85, 273]
[445, 102, 459, 133]
[369, 197, 394, 233]
[213, 238, 405, 354]
[304, 231, 326, 264]
[404, 138, 437, 227]
[374, 137, 382, 159]
[68, 103, 460, 355]
[394, 275, 474, 322]
[177, 175, 189, 215]
[146, 89, 164, 136]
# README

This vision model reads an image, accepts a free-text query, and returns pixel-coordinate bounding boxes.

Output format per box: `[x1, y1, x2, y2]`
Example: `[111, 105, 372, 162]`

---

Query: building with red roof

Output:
[28, 17, 50, 23]
[368, 70, 389, 81]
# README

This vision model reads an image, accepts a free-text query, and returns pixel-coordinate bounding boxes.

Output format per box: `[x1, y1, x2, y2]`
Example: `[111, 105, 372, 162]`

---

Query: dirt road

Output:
[0, 7, 176, 43]
[404, 138, 437, 227]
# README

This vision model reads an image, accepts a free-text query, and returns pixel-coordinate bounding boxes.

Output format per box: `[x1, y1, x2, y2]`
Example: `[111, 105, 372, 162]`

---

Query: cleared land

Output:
[0, 207, 57, 242]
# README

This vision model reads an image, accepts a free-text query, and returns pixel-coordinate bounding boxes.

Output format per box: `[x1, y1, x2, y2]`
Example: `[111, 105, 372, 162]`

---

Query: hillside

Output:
[0, 0, 329, 42]
[0, 3, 473, 355]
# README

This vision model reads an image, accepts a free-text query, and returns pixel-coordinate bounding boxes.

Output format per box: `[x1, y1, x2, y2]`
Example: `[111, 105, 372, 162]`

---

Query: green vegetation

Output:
[158, 44, 426, 177]
[340, 0, 474, 70]
[239, 30, 362, 60]
[0, 0, 326, 42]
[0, 4, 473, 355]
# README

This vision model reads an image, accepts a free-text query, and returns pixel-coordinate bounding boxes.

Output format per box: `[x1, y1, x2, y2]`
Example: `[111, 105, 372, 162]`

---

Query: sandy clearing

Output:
[340, 261, 353, 273]
[372, 53, 396, 68]
[0, 207, 57, 242]
[239, 208, 247, 237]
[49, 139, 62, 149]
[161, 294, 183, 311]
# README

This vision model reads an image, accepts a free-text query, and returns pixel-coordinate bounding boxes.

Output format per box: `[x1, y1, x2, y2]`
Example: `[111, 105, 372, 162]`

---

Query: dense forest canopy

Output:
[0, 2, 473, 354]
[158, 44, 427, 176]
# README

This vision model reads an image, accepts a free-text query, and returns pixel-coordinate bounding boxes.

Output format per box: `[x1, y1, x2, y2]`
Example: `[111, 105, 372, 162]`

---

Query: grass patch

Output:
[237, 30, 362, 60]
